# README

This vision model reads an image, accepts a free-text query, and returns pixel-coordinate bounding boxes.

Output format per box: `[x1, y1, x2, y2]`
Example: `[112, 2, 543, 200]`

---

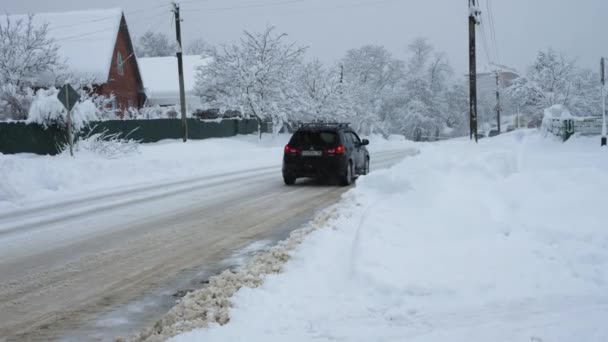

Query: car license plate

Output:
[301, 150, 322, 156]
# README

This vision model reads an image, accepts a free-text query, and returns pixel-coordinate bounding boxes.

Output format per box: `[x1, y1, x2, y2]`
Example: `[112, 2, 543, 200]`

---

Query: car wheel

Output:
[283, 174, 296, 185]
[362, 157, 370, 175]
[341, 161, 353, 186]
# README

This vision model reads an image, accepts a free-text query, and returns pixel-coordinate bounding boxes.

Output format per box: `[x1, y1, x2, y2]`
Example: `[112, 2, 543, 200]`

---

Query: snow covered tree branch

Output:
[0, 14, 62, 119]
[194, 26, 307, 136]
[507, 49, 600, 119]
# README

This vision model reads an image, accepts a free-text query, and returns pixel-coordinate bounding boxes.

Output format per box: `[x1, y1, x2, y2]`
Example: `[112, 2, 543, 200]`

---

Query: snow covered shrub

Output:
[27, 87, 97, 130]
[138, 105, 181, 119]
[72, 126, 140, 158]
[0, 84, 34, 120]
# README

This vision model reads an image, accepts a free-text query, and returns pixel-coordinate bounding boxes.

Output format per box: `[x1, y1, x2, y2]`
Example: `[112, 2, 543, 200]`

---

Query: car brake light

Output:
[325, 145, 345, 155]
[284, 145, 299, 154]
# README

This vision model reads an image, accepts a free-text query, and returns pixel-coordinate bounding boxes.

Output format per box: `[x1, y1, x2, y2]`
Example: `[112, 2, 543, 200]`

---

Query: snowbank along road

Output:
[0, 148, 415, 341]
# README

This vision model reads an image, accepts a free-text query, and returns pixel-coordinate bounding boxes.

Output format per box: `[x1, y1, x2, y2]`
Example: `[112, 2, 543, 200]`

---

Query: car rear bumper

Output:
[283, 156, 347, 178]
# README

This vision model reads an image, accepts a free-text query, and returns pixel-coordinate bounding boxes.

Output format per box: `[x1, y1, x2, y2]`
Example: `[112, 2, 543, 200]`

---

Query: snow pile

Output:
[365, 133, 418, 152]
[168, 131, 608, 342]
[125, 210, 338, 342]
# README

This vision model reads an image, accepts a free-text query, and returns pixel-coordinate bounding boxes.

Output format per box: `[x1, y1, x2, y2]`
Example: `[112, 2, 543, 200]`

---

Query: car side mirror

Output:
[361, 139, 369, 146]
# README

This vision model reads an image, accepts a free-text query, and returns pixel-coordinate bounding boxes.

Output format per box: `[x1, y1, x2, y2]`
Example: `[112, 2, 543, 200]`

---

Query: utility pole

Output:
[495, 70, 501, 133]
[468, 0, 481, 142]
[66, 91, 73, 156]
[173, 2, 188, 142]
[601, 57, 606, 146]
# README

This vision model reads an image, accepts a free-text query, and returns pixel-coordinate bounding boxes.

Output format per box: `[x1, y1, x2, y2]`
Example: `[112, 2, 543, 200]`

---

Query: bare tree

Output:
[135, 31, 176, 58]
[0, 15, 61, 119]
[185, 38, 210, 56]
[194, 26, 307, 136]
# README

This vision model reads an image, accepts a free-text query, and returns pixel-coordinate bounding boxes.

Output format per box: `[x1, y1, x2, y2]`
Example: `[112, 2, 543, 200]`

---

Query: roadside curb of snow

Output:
[122, 199, 351, 342]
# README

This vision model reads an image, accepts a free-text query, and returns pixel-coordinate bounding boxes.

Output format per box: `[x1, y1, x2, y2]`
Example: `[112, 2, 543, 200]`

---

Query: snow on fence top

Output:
[2, 8, 123, 84]
[138, 55, 211, 107]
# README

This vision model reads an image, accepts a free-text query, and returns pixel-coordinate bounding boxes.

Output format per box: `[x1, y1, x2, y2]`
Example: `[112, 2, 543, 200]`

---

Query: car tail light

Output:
[284, 145, 299, 154]
[325, 145, 345, 155]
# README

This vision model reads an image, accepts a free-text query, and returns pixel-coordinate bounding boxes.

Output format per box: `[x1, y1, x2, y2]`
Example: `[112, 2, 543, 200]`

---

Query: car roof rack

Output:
[298, 122, 351, 129]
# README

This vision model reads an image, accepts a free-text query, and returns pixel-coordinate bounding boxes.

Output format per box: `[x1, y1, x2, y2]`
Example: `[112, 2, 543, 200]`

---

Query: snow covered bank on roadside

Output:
[0, 133, 411, 213]
[0, 134, 288, 212]
[170, 130, 608, 342]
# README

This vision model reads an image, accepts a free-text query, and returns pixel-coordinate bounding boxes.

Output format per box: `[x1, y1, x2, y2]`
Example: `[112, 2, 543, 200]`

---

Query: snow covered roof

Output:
[2, 8, 123, 84]
[138, 55, 211, 107]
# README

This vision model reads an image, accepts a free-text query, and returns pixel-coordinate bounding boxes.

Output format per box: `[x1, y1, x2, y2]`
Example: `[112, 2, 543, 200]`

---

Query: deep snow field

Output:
[163, 131, 608, 342]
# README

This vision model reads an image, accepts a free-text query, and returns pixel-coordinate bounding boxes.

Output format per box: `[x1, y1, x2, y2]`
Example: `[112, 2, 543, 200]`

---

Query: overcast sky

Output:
[5, 0, 608, 74]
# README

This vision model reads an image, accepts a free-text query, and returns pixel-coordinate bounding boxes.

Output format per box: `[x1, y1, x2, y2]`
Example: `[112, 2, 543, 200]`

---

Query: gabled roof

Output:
[2, 8, 123, 84]
[138, 55, 211, 107]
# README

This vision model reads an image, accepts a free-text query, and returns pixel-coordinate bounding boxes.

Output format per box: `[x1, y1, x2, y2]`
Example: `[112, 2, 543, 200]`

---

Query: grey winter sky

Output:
[4, 0, 608, 74]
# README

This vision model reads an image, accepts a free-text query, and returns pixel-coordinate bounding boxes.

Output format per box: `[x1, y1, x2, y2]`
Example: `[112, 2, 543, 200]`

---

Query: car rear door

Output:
[348, 132, 364, 171]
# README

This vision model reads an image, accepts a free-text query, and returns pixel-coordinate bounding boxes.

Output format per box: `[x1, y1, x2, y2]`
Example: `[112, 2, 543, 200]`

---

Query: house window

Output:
[117, 51, 124, 76]
[128, 99, 134, 109]
[111, 98, 117, 112]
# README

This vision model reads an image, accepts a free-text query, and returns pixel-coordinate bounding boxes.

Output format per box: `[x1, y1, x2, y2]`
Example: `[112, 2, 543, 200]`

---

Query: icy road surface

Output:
[0, 148, 414, 341]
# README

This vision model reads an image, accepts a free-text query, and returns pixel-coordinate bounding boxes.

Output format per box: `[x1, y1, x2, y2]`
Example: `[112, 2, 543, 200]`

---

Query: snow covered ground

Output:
[168, 131, 608, 342]
[0, 134, 407, 214]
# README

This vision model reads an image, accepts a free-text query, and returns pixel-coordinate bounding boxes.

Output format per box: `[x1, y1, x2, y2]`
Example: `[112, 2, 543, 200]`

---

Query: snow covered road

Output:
[0, 139, 415, 341]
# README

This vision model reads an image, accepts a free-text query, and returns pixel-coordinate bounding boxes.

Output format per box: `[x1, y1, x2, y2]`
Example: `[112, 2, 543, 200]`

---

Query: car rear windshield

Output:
[290, 130, 339, 148]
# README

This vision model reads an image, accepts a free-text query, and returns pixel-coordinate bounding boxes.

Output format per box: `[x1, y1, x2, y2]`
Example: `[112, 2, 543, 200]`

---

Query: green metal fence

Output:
[0, 122, 67, 155]
[0, 119, 263, 155]
[546, 117, 603, 141]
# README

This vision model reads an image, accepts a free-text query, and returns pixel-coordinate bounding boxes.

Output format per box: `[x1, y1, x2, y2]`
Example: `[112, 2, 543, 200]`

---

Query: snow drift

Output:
[160, 131, 608, 342]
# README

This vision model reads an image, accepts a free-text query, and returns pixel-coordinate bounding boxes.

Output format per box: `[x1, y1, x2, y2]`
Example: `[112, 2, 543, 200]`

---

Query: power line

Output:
[47, 4, 171, 32]
[183, 0, 399, 13]
[54, 11, 170, 42]
[478, 21, 493, 69]
[178, 0, 212, 5]
[485, 0, 500, 65]
[184, 0, 305, 12]
[300, 0, 402, 12]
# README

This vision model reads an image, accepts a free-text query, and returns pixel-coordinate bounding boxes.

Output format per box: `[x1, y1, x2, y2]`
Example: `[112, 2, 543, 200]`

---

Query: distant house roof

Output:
[477, 63, 520, 76]
[2, 8, 124, 84]
[138, 55, 211, 107]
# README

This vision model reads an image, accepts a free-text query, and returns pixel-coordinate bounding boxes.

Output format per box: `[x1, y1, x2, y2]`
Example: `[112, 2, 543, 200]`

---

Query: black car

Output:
[282, 123, 370, 186]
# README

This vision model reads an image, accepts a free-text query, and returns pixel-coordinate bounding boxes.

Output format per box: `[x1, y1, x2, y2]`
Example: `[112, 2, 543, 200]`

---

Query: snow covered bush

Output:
[27, 87, 97, 130]
[71, 126, 140, 159]
[137, 105, 183, 120]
